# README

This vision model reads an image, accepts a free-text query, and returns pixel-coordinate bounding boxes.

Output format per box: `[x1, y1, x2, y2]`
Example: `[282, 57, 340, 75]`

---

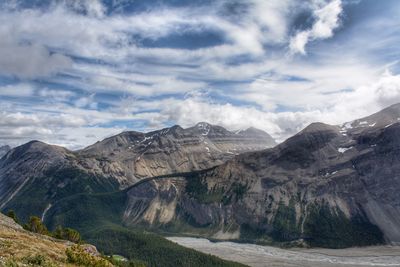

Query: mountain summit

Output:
[119, 105, 400, 247]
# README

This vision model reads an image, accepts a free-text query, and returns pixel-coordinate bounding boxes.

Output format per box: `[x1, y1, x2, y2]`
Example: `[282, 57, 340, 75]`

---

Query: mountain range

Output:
[1, 105, 400, 250]
[0, 123, 275, 221]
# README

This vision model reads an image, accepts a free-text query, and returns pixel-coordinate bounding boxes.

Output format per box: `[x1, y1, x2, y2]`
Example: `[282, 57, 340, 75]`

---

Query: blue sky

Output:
[0, 0, 400, 148]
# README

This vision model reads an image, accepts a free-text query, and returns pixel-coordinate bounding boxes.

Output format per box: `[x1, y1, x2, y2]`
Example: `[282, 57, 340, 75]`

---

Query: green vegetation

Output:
[6, 210, 19, 224]
[230, 182, 248, 201]
[46, 191, 127, 233]
[53, 226, 81, 243]
[4, 258, 19, 267]
[22, 254, 56, 267]
[108, 255, 146, 267]
[185, 174, 248, 205]
[271, 199, 300, 242]
[65, 245, 112, 267]
[24, 189, 247, 267]
[24, 216, 49, 235]
[185, 175, 226, 203]
[3, 167, 120, 223]
[84, 225, 247, 267]
[239, 223, 268, 241]
[304, 203, 384, 248]
[7, 211, 82, 244]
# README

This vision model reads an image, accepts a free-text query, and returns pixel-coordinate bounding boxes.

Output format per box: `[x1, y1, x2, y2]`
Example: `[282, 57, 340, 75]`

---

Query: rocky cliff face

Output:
[79, 122, 276, 181]
[0, 123, 274, 222]
[122, 104, 400, 247]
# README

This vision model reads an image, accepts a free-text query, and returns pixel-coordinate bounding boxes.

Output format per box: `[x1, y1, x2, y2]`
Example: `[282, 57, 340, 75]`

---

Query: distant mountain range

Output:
[1, 105, 400, 249]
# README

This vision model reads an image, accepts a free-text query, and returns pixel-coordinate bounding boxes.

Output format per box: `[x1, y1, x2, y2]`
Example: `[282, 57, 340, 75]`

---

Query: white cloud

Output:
[0, 0, 399, 149]
[0, 84, 35, 97]
[37, 88, 76, 101]
[290, 0, 343, 54]
[0, 39, 72, 79]
[156, 71, 400, 142]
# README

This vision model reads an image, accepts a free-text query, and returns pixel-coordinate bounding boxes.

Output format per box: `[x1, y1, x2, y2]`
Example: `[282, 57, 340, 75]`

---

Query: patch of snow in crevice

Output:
[41, 203, 52, 222]
[324, 171, 338, 177]
[342, 122, 353, 130]
[369, 122, 376, 127]
[385, 123, 394, 128]
[338, 147, 353, 153]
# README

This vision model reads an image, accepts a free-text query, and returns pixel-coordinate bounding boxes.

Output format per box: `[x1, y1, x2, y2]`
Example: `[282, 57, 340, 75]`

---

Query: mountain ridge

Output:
[0, 122, 275, 223]
[117, 104, 400, 246]
[2, 107, 400, 249]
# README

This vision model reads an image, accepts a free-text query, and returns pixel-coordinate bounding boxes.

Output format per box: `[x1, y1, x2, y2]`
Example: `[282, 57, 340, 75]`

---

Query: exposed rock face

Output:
[0, 141, 72, 210]
[80, 122, 276, 180]
[0, 123, 274, 222]
[0, 145, 11, 158]
[122, 104, 400, 247]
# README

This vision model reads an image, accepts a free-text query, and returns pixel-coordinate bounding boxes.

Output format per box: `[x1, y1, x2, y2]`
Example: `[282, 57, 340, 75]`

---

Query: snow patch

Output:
[385, 123, 394, 128]
[342, 122, 353, 130]
[41, 204, 52, 222]
[338, 147, 353, 153]
[324, 171, 338, 177]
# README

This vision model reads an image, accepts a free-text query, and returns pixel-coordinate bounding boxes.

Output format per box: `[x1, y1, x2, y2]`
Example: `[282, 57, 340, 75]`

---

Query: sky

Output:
[0, 0, 400, 149]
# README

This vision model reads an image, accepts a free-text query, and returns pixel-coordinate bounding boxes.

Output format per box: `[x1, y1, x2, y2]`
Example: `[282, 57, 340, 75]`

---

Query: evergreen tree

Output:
[24, 216, 49, 235]
[6, 210, 19, 224]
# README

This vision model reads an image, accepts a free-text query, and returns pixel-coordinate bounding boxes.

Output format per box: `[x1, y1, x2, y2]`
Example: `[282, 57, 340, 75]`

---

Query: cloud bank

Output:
[0, 0, 399, 148]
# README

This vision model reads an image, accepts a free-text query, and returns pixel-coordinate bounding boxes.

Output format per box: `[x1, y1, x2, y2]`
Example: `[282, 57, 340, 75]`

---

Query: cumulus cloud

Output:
[290, 0, 343, 54]
[0, 38, 72, 79]
[157, 71, 400, 142]
[0, 0, 399, 148]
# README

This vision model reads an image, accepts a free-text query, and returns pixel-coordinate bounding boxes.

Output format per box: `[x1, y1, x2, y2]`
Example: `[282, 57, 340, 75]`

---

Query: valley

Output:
[2, 106, 400, 266]
[168, 237, 400, 267]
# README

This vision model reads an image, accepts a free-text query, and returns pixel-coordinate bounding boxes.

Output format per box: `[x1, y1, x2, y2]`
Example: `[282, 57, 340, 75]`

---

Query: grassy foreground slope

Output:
[0, 212, 111, 267]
